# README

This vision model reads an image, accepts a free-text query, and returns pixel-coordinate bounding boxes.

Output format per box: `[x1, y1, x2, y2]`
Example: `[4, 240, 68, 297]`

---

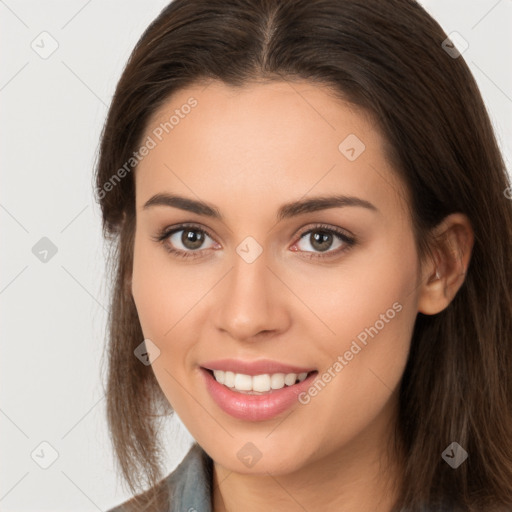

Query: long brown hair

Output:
[95, 1, 512, 510]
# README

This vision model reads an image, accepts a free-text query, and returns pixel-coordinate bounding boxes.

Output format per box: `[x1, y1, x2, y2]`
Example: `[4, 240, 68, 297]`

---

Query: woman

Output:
[96, 0, 512, 510]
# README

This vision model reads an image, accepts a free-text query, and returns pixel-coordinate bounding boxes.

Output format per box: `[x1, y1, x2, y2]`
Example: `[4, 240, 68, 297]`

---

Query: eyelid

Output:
[290, 223, 356, 258]
[294, 223, 355, 241]
[154, 222, 217, 242]
[152, 222, 219, 260]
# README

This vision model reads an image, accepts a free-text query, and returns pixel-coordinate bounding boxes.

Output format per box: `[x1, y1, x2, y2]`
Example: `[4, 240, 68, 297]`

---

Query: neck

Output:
[212, 399, 403, 512]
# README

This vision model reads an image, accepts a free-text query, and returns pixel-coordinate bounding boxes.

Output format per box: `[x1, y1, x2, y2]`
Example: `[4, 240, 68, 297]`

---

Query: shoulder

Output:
[106, 443, 213, 512]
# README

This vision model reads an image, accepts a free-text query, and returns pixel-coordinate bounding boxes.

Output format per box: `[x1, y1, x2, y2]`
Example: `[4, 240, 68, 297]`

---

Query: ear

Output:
[417, 213, 474, 315]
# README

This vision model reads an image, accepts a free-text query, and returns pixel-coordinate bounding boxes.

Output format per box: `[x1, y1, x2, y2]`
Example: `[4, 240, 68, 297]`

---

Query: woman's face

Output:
[131, 80, 422, 475]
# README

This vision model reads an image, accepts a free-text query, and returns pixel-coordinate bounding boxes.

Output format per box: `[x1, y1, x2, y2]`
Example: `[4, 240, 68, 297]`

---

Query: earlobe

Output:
[417, 213, 474, 315]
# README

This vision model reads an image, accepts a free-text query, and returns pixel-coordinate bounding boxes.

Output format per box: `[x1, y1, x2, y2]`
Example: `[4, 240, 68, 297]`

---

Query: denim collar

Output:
[168, 442, 213, 512]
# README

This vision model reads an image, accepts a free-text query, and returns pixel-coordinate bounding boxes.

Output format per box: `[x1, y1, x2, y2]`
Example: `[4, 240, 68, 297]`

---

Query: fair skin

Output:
[130, 80, 473, 512]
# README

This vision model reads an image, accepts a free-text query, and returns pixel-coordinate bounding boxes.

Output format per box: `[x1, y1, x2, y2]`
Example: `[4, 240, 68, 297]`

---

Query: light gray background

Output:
[1, 1, 511, 510]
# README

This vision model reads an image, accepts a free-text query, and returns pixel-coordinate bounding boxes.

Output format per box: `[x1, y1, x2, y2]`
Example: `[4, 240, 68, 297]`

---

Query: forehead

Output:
[135, 80, 408, 219]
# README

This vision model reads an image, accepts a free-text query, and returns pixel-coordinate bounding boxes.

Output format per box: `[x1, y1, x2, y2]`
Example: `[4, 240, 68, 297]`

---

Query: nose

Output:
[213, 248, 291, 342]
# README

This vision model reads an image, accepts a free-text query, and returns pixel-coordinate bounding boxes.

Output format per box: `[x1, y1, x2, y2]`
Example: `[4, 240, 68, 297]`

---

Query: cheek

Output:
[131, 233, 205, 339]
[283, 226, 418, 349]
[131, 238, 171, 339]
[324, 257, 416, 353]
[287, 234, 418, 445]
[130, 238, 199, 408]
[130, 234, 218, 398]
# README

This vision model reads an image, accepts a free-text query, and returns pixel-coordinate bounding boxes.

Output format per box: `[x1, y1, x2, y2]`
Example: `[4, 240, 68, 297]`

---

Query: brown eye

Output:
[180, 229, 206, 250]
[309, 231, 334, 252]
[292, 225, 356, 259]
[161, 226, 218, 256]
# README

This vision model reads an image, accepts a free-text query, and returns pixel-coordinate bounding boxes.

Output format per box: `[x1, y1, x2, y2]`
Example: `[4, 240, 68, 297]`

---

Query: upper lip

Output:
[200, 358, 316, 376]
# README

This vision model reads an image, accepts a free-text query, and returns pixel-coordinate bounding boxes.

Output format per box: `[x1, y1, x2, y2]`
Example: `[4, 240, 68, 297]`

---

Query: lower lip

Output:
[201, 367, 318, 421]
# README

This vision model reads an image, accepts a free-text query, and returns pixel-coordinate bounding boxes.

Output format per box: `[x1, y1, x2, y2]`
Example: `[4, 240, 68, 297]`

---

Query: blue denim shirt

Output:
[166, 443, 213, 512]
[108, 442, 213, 512]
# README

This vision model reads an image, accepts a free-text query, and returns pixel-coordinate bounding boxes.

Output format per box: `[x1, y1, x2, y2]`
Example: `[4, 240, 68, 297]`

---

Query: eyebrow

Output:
[142, 193, 378, 221]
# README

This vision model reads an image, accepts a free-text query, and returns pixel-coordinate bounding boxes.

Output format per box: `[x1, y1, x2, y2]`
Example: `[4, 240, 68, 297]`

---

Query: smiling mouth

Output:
[203, 368, 317, 394]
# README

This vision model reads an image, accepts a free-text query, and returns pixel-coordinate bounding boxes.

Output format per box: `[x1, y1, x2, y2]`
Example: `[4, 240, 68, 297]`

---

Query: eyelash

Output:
[153, 222, 357, 261]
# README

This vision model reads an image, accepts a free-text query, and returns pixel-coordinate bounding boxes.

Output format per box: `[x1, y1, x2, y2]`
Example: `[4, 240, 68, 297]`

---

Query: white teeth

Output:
[224, 371, 235, 388]
[211, 370, 310, 392]
[213, 370, 225, 384]
[234, 373, 252, 391]
[270, 373, 285, 390]
[284, 373, 297, 386]
[252, 374, 271, 392]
